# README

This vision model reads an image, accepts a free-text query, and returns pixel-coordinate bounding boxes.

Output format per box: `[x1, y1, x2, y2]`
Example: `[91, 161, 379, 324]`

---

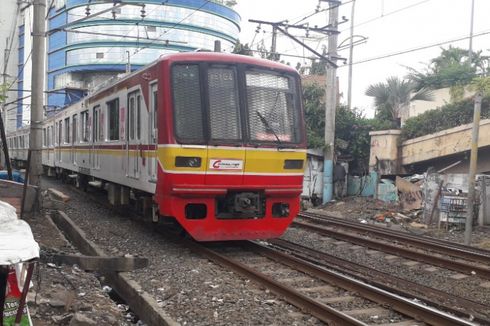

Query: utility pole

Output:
[323, 0, 340, 203]
[347, 0, 355, 110]
[30, 0, 46, 189]
[270, 26, 278, 61]
[465, 93, 482, 245]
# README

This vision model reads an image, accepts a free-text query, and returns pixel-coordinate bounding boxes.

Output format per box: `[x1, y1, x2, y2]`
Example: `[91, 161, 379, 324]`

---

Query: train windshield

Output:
[171, 63, 302, 145]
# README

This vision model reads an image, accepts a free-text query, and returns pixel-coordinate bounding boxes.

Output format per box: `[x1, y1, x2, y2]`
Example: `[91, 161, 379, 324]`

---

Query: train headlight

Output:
[175, 156, 202, 168]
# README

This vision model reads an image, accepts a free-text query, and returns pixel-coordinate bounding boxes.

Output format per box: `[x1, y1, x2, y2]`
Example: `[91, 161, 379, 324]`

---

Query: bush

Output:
[401, 96, 490, 140]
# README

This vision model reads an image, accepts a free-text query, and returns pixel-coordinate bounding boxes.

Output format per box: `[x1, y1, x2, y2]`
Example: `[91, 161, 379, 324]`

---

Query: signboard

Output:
[209, 159, 243, 171]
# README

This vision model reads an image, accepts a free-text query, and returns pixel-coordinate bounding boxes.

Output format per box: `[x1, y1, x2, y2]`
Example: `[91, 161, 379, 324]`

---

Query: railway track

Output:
[182, 239, 476, 326]
[299, 212, 490, 264]
[47, 180, 481, 325]
[268, 238, 490, 324]
[295, 212, 490, 280]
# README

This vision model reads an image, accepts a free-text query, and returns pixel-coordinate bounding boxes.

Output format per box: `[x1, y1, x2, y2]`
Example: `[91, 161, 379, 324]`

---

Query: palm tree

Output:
[365, 76, 433, 128]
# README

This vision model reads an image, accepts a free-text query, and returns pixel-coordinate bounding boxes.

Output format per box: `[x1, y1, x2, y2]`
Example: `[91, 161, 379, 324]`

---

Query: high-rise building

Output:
[8, 0, 240, 129]
[0, 0, 23, 132]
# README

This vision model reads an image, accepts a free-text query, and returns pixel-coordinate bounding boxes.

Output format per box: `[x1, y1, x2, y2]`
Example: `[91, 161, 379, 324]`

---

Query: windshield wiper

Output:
[256, 111, 283, 147]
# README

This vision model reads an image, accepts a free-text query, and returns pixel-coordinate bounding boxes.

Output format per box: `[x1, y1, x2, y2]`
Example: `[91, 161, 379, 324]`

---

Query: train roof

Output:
[157, 52, 299, 73]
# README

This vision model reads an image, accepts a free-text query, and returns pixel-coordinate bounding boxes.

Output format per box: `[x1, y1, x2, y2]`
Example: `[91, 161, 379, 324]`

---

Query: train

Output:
[6, 52, 307, 241]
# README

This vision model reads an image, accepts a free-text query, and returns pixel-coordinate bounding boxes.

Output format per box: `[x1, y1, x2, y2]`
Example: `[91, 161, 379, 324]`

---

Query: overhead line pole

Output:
[347, 0, 355, 110]
[1, 39, 13, 180]
[29, 0, 46, 191]
[322, 0, 340, 204]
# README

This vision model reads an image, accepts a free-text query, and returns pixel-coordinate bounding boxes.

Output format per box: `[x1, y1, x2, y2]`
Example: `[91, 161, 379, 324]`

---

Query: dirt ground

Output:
[310, 196, 490, 248]
[25, 211, 131, 326]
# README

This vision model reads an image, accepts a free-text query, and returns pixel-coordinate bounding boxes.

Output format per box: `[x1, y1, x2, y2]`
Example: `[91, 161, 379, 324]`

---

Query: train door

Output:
[91, 106, 101, 169]
[148, 83, 158, 181]
[126, 92, 140, 179]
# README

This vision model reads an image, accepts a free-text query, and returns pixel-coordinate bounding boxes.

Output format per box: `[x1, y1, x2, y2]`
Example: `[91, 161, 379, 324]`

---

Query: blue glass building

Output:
[40, 0, 240, 114]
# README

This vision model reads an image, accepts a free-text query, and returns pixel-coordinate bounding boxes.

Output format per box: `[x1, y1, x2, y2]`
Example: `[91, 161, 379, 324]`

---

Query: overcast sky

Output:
[234, 0, 490, 116]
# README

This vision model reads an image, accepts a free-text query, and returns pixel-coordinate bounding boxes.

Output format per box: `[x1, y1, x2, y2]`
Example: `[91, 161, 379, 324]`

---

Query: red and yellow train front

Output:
[154, 53, 306, 241]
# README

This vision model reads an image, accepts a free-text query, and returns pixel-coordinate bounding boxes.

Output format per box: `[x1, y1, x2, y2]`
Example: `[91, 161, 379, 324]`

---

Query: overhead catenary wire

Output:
[345, 29, 490, 67]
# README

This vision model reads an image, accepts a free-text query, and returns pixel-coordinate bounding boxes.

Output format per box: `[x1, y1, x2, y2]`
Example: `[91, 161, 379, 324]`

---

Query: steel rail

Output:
[181, 239, 367, 326]
[299, 212, 490, 262]
[268, 238, 490, 324]
[294, 219, 490, 280]
[245, 241, 475, 326]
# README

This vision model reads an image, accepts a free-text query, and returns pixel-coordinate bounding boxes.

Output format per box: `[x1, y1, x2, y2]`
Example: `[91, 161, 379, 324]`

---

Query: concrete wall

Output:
[401, 119, 490, 166]
[369, 129, 401, 174]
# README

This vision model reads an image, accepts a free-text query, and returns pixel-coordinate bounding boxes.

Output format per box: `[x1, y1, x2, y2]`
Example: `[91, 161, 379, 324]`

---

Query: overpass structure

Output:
[369, 119, 490, 175]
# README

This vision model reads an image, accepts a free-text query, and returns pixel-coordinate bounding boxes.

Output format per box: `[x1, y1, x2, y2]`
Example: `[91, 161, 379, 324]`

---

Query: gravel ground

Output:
[225, 249, 407, 325]
[25, 211, 130, 326]
[282, 225, 490, 305]
[41, 176, 326, 326]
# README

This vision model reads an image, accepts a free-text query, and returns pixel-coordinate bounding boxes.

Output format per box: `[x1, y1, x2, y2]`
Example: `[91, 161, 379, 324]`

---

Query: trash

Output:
[396, 176, 423, 211]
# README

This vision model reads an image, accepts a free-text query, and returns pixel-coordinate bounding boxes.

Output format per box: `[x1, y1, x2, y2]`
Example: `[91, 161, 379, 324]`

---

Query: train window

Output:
[43, 128, 47, 147]
[127, 93, 141, 141]
[81, 110, 89, 142]
[128, 94, 135, 141]
[64, 117, 70, 143]
[58, 121, 62, 145]
[72, 114, 78, 143]
[107, 99, 119, 141]
[137, 95, 141, 140]
[172, 64, 204, 142]
[245, 71, 300, 144]
[208, 67, 241, 141]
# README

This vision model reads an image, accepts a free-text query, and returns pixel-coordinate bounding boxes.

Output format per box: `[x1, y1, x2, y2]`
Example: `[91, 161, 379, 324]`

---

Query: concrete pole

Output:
[464, 93, 482, 245]
[1, 39, 13, 179]
[271, 26, 278, 61]
[347, 0, 355, 111]
[29, 0, 46, 188]
[322, 1, 340, 203]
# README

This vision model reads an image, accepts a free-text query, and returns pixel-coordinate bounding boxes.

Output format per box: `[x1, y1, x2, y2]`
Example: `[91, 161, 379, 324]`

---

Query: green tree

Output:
[303, 83, 391, 173]
[407, 46, 490, 101]
[365, 76, 433, 128]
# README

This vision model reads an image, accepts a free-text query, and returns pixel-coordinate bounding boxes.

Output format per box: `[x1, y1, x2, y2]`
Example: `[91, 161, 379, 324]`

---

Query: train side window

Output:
[93, 106, 101, 142]
[137, 95, 141, 140]
[72, 114, 78, 144]
[107, 99, 119, 141]
[64, 117, 70, 144]
[128, 95, 135, 141]
[127, 92, 141, 141]
[81, 110, 89, 142]
[58, 121, 62, 145]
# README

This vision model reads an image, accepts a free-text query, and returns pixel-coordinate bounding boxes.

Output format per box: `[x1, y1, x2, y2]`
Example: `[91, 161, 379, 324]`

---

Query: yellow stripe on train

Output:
[157, 147, 306, 174]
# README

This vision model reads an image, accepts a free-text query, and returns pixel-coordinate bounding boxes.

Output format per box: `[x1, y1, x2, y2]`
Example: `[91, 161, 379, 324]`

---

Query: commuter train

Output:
[7, 52, 306, 241]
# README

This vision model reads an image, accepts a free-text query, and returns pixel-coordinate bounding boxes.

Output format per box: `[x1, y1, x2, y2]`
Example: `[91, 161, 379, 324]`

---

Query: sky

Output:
[234, 0, 490, 117]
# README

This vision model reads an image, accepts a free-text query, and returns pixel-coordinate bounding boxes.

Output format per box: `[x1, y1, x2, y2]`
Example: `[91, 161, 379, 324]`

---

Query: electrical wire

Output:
[340, 0, 433, 32]
[346, 29, 490, 67]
